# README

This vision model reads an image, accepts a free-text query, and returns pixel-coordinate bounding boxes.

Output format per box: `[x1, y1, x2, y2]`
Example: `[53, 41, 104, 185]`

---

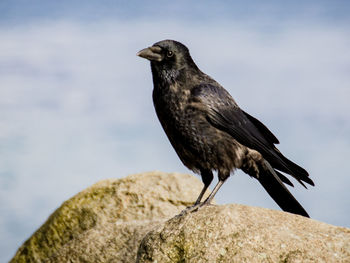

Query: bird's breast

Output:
[153, 83, 191, 122]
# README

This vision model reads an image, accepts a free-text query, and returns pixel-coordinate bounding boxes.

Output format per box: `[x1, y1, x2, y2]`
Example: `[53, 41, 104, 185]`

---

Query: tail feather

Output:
[274, 169, 294, 187]
[258, 161, 310, 217]
[270, 152, 314, 187]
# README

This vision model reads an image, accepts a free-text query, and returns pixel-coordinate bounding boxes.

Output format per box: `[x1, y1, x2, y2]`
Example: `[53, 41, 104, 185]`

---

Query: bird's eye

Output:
[166, 50, 174, 57]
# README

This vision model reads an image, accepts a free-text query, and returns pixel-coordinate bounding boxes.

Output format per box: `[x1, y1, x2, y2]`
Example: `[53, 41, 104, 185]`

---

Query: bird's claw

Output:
[177, 201, 216, 217]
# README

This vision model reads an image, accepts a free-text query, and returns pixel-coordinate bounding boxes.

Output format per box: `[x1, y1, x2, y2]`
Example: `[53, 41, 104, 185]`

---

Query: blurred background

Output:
[0, 0, 349, 261]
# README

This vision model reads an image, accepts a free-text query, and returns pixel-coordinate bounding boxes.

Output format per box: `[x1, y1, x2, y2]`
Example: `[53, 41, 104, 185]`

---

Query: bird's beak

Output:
[137, 46, 163, 62]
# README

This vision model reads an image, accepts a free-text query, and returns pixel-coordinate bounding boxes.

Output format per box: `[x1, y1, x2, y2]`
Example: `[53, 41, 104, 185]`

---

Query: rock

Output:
[137, 204, 350, 263]
[10, 171, 207, 263]
[10, 171, 350, 263]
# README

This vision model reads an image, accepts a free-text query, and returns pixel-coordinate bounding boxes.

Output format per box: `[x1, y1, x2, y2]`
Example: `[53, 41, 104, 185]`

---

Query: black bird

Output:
[137, 40, 314, 217]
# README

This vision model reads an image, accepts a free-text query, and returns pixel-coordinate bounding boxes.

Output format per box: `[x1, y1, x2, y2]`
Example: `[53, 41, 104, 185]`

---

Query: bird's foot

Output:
[176, 204, 200, 217]
[177, 201, 214, 217]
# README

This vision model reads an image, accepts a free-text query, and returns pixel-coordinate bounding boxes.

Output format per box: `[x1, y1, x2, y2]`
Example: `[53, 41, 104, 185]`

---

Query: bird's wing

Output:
[191, 83, 278, 154]
[241, 110, 279, 144]
[191, 83, 314, 187]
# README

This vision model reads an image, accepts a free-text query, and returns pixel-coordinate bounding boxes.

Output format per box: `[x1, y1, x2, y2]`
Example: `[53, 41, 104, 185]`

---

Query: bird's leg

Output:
[199, 171, 229, 207]
[193, 184, 209, 206]
[178, 170, 213, 215]
[194, 169, 214, 205]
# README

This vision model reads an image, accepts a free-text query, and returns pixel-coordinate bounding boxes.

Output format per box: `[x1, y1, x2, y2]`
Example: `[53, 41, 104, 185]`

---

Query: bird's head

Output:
[137, 40, 197, 72]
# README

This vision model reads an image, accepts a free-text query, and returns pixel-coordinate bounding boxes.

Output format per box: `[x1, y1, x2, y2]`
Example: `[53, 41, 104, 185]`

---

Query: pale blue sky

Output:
[1, 1, 349, 261]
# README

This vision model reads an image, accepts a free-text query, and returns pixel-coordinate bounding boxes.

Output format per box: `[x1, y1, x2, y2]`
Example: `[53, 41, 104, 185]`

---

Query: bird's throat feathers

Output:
[151, 63, 184, 87]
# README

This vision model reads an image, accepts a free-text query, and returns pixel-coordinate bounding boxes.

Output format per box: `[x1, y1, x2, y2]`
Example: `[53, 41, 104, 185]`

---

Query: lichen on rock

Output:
[10, 171, 206, 263]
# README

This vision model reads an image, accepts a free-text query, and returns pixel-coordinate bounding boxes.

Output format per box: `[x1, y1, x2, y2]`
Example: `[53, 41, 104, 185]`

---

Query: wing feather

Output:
[191, 83, 314, 187]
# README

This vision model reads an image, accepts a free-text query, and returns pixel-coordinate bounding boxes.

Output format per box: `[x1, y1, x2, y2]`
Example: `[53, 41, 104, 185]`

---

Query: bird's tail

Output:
[272, 151, 314, 188]
[257, 160, 310, 217]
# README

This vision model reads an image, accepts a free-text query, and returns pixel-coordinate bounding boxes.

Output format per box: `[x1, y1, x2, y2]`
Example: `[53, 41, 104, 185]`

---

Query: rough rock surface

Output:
[10, 171, 207, 263]
[137, 205, 350, 263]
[10, 171, 350, 263]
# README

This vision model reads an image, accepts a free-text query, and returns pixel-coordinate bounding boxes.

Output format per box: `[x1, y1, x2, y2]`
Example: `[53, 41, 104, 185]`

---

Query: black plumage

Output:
[137, 40, 314, 217]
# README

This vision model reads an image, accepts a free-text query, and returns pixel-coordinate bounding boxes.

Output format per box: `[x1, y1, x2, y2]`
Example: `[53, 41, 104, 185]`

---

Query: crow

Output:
[137, 39, 314, 217]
